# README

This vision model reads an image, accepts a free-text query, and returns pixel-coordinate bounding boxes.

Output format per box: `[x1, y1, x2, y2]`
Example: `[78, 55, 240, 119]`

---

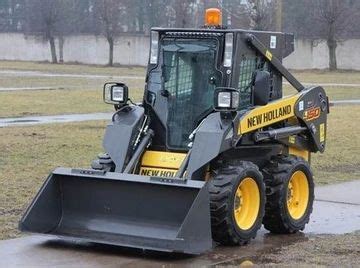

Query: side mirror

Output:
[213, 87, 239, 112]
[103, 82, 129, 105]
[253, 70, 271, 106]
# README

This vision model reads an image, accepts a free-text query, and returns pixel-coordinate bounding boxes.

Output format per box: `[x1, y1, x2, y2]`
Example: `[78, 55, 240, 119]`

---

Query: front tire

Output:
[209, 161, 265, 245]
[262, 155, 314, 234]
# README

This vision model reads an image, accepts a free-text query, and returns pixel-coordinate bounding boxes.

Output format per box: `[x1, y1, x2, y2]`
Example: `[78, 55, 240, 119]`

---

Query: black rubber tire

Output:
[262, 155, 314, 234]
[209, 161, 266, 246]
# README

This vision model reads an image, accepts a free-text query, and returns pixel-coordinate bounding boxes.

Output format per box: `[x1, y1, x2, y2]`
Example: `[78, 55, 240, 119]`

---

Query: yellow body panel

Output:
[289, 147, 309, 162]
[141, 150, 186, 169]
[139, 150, 186, 178]
[238, 95, 299, 134]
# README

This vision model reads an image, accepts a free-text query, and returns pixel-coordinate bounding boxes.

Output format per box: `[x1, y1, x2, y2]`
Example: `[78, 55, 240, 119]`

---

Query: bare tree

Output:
[245, 0, 276, 31]
[94, 0, 126, 66]
[283, 0, 360, 70]
[28, 0, 59, 63]
[312, 0, 360, 70]
[215, 0, 250, 29]
[25, 0, 74, 64]
[174, 0, 198, 28]
[0, 0, 25, 32]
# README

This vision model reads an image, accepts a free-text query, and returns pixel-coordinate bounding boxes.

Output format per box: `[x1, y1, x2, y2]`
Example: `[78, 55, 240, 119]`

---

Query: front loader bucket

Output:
[19, 167, 212, 254]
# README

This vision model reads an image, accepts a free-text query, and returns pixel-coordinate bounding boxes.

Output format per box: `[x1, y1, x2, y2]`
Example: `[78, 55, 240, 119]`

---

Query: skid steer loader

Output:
[20, 9, 329, 254]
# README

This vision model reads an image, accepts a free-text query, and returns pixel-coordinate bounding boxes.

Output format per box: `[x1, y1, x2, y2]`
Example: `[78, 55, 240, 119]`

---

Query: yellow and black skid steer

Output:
[20, 9, 329, 254]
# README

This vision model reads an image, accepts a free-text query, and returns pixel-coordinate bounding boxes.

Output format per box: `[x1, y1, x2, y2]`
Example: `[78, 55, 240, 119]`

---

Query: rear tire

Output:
[209, 161, 265, 245]
[262, 155, 314, 234]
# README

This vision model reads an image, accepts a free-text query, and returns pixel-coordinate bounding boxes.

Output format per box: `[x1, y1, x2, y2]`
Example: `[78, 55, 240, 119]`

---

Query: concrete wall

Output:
[0, 33, 150, 66]
[283, 38, 360, 70]
[0, 33, 360, 70]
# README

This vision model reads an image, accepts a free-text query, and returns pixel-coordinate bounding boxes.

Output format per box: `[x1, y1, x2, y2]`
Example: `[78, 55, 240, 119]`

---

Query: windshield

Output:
[162, 38, 220, 150]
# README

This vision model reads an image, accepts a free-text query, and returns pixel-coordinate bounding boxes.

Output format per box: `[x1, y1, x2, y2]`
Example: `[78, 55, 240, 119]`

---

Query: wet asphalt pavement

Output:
[0, 113, 113, 127]
[0, 180, 359, 267]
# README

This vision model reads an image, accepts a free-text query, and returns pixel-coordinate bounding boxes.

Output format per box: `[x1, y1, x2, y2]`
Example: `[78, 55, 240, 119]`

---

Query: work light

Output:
[214, 87, 239, 111]
[223, 33, 233, 67]
[111, 86, 125, 102]
[103, 82, 128, 105]
[150, 31, 159, 64]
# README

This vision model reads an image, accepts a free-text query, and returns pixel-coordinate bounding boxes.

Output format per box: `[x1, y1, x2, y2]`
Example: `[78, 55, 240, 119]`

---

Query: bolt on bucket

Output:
[19, 167, 212, 254]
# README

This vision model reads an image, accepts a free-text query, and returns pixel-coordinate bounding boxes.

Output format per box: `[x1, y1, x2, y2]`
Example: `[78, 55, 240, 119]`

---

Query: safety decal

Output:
[319, 123, 325, 142]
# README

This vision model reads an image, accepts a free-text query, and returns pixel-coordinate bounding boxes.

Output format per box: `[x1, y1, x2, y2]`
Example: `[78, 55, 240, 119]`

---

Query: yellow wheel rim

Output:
[233, 177, 260, 230]
[287, 170, 309, 220]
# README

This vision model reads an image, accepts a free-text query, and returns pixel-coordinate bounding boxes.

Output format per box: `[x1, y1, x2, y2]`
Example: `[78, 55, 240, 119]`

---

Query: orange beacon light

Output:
[205, 8, 222, 26]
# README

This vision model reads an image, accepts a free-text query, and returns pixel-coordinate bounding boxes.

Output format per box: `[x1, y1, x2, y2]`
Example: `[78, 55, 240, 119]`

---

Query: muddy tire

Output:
[209, 161, 265, 245]
[262, 155, 314, 234]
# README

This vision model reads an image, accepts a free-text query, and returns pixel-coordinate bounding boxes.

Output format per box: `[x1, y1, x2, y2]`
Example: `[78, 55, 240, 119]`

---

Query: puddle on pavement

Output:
[199, 232, 309, 267]
[6, 119, 39, 123]
[34, 230, 311, 267]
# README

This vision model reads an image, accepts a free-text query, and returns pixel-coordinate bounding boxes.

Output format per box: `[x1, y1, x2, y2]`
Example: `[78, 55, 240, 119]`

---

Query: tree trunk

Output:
[59, 36, 64, 64]
[327, 20, 337, 71]
[49, 36, 58, 64]
[107, 37, 114, 66]
[327, 38, 337, 71]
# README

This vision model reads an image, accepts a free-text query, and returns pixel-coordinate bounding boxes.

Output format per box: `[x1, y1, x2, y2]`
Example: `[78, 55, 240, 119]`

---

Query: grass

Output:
[283, 85, 360, 101]
[0, 88, 143, 118]
[0, 121, 107, 239]
[0, 105, 358, 240]
[0, 75, 145, 90]
[0, 60, 146, 77]
[311, 105, 360, 184]
[0, 61, 359, 118]
[0, 78, 358, 119]
[291, 69, 360, 84]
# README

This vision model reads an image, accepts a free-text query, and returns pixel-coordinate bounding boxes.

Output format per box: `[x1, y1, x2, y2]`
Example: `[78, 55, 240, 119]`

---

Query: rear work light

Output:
[224, 33, 233, 67]
[150, 31, 159, 65]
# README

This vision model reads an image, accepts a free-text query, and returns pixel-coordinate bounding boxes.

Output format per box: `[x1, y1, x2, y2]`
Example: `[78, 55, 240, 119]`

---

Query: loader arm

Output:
[236, 86, 328, 153]
[246, 33, 305, 92]
[232, 34, 329, 153]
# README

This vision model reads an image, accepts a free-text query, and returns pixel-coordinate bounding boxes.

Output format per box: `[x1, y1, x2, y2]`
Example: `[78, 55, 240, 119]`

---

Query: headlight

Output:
[111, 86, 124, 102]
[214, 87, 239, 111]
[103, 82, 128, 105]
[218, 92, 232, 107]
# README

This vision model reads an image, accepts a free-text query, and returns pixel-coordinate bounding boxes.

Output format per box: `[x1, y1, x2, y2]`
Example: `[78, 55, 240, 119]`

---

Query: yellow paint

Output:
[265, 50, 273, 61]
[319, 123, 325, 142]
[239, 260, 254, 267]
[139, 167, 177, 177]
[238, 95, 299, 134]
[289, 147, 309, 161]
[288, 135, 296, 144]
[233, 177, 260, 230]
[141, 150, 186, 169]
[287, 170, 309, 220]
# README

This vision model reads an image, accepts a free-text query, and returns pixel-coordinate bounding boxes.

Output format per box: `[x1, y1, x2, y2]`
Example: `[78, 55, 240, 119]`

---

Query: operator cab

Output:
[104, 9, 294, 151]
